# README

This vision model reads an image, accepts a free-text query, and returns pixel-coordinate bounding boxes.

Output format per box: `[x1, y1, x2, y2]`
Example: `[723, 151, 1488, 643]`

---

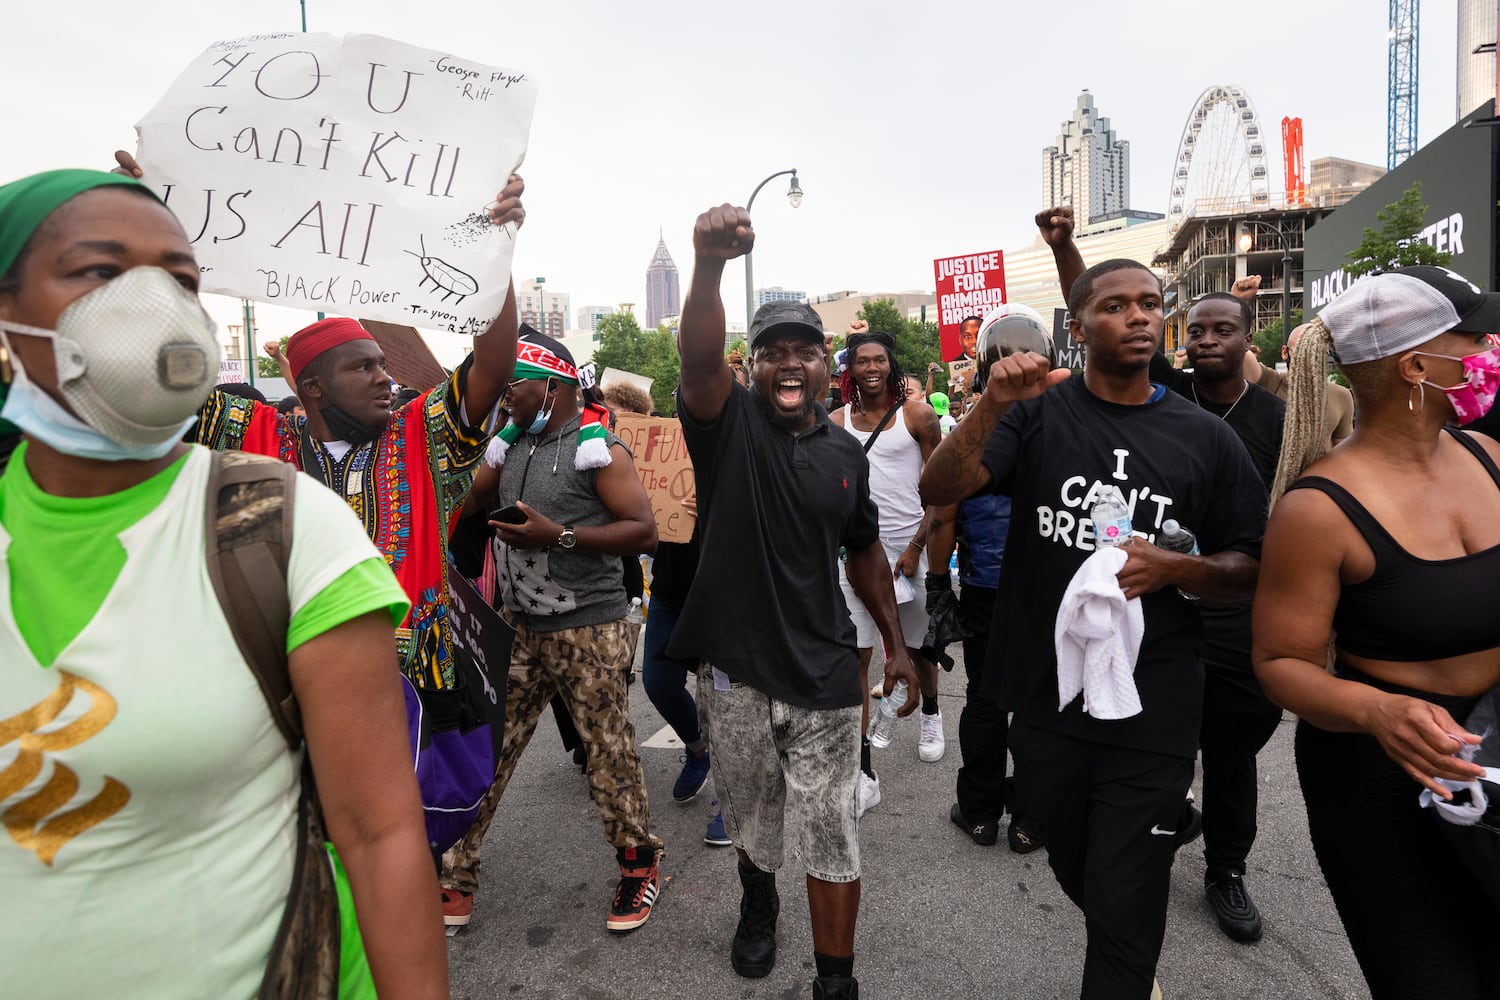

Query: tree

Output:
[1344, 181, 1454, 278]
[1252, 309, 1301, 361]
[588, 313, 680, 415]
[853, 299, 946, 395]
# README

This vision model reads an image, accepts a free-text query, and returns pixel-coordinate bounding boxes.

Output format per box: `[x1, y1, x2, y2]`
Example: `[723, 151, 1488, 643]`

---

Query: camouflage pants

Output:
[441, 618, 661, 893]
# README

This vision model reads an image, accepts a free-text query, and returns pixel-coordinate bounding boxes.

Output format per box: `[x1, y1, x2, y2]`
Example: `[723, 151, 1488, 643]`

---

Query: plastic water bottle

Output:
[1091, 487, 1134, 548]
[626, 597, 644, 625]
[869, 679, 908, 748]
[1158, 519, 1201, 600]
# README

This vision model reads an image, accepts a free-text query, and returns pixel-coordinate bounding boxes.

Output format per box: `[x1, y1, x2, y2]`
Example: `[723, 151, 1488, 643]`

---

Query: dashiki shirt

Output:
[195, 360, 492, 689]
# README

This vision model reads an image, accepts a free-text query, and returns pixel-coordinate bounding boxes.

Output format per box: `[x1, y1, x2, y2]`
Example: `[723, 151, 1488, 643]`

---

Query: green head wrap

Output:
[0, 169, 161, 436]
[0, 169, 160, 281]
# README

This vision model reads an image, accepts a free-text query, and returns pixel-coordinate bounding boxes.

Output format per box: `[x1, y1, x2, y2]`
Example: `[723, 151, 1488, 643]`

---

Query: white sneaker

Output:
[868, 709, 897, 749]
[918, 710, 945, 762]
[857, 771, 881, 818]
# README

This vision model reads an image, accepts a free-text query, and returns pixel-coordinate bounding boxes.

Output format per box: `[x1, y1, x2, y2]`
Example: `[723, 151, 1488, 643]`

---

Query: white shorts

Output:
[840, 535, 930, 651]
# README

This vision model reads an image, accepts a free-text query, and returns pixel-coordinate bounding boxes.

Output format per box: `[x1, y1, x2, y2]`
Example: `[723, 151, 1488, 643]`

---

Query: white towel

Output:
[1054, 547, 1145, 720]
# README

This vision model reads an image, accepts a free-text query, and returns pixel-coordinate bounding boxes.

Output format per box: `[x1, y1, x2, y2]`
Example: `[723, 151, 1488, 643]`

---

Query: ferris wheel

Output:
[1166, 84, 1272, 229]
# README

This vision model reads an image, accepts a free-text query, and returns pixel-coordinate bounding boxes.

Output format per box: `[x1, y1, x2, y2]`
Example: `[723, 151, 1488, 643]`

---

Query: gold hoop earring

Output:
[1408, 382, 1425, 415]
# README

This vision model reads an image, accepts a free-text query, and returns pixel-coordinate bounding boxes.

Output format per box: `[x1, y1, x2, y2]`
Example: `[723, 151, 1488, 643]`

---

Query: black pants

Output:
[1012, 720, 1193, 1000]
[1198, 664, 1282, 878]
[1297, 675, 1500, 1000]
[956, 585, 1009, 823]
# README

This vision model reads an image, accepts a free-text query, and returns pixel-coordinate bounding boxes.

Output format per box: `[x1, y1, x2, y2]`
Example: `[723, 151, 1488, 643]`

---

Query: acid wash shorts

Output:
[696, 666, 862, 882]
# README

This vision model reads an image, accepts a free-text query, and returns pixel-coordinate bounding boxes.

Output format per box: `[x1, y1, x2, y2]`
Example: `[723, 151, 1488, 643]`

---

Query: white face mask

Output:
[0, 267, 218, 459]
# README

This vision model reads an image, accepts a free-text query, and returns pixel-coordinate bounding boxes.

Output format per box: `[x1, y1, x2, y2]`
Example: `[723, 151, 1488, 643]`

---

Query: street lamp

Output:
[744, 169, 803, 333]
[1237, 219, 1294, 359]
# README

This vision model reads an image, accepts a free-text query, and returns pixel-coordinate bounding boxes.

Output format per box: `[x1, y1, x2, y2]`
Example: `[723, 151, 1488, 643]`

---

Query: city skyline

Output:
[0, 1, 1468, 356]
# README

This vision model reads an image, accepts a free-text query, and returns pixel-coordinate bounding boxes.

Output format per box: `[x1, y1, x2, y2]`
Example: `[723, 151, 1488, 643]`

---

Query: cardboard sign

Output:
[362, 319, 447, 389]
[135, 33, 537, 334]
[217, 360, 245, 383]
[612, 413, 695, 544]
[1052, 308, 1086, 370]
[933, 250, 1006, 362]
[446, 564, 514, 709]
[947, 358, 975, 393]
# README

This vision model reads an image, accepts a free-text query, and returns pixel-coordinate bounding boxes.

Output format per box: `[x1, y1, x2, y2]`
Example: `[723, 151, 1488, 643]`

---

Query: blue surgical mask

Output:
[0, 361, 194, 462]
[525, 378, 555, 435]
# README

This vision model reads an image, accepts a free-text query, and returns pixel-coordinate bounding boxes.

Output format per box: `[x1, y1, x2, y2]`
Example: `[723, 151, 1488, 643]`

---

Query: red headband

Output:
[286, 318, 376, 382]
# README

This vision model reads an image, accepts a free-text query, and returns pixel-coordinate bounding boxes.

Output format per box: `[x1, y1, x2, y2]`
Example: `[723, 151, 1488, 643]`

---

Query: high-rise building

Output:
[577, 305, 615, 334]
[519, 289, 571, 341]
[1305, 157, 1386, 208]
[1457, 0, 1499, 119]
[755, 286, 807, 307]
[645, 233, 680, 330]
[1042, 90, 1131, 226]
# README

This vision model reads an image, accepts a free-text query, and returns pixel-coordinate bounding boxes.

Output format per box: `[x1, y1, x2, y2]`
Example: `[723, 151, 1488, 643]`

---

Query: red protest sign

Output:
[933, 251, 1006, 363]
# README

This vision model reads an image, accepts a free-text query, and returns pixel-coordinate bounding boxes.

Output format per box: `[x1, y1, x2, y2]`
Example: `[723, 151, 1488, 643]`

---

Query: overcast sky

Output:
[0, 0, 1462, 355]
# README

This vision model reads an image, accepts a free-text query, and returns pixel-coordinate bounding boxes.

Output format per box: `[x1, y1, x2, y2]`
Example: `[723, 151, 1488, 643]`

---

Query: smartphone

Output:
[489, 503, 526, 525]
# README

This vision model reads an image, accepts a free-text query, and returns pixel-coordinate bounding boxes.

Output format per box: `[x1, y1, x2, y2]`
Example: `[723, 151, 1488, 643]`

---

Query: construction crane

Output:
[1282, 116, 1306, 205]
[1388, 0, 1419, 169]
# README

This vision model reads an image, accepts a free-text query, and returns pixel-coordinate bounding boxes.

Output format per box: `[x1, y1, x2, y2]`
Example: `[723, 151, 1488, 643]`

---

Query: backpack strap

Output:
[204, 449, 300, 748]
[862, 403, 902, 455]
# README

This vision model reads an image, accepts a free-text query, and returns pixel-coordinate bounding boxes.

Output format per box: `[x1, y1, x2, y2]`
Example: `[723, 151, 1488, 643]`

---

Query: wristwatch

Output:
[557, 525, 577, 549]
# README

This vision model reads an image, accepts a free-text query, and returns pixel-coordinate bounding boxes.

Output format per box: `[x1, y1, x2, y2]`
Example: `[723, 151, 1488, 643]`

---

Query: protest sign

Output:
[136, 33, 537, 334]
[612, 414, 694, 544]
[1052, 308, 1086, 370]
[600, 367, 654, 396]
[217, 360, 245, 383]
[933, 250, 1006, 362]
[446, 565, 514, 706]
[361, 319, 447, 389]
[948, 358, 975, 393]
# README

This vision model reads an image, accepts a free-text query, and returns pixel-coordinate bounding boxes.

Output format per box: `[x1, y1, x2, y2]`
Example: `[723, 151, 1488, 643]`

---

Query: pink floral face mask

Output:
[1413, 347, 1500, 424]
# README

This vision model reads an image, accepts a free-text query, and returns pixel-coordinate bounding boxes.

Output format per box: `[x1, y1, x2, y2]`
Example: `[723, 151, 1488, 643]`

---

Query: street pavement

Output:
[447, 640, 1370, 1000]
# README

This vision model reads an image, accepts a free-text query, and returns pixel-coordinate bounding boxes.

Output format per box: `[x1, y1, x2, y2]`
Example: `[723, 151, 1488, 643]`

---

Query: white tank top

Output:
[841, 404, 925, 538]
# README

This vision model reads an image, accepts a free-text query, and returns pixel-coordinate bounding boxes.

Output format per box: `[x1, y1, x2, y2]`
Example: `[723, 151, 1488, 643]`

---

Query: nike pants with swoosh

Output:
[1010, 720, 1194, 1000]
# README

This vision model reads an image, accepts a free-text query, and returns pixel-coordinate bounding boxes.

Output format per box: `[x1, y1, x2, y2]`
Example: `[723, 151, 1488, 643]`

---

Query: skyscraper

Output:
[1042, 90, 1131, 226]
[1457, 0, 1498, 120]
[645, 232, 680, 330]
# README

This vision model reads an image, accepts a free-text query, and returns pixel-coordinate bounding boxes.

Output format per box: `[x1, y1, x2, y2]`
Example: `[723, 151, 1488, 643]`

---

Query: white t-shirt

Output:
[0, 447, 389, 998]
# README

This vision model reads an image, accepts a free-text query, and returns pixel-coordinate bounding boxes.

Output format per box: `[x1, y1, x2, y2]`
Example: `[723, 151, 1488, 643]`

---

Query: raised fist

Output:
[693, 204, 754, 261]
[1035, 206, 1075, 246]
[1231, 275, 1261, 302]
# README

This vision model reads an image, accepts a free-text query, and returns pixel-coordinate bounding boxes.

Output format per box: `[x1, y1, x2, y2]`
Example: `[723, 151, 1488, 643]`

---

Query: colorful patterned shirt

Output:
[195, 362, 493, 688]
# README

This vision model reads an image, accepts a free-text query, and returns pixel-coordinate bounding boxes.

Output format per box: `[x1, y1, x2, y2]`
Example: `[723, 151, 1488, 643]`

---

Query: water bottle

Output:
[1158, 519, 1201, 601]
[870, 679, 908, 748]
[626, 597, 644, 625]
[1090, 486, 1134, 548]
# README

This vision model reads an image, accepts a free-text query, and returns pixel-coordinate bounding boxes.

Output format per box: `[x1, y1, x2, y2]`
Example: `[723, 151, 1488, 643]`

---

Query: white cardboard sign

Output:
[135, 32, 537, 335]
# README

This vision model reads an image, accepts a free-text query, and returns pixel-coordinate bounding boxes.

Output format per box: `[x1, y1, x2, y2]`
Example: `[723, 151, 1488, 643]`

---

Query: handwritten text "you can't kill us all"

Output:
[160, 48, 526, 259]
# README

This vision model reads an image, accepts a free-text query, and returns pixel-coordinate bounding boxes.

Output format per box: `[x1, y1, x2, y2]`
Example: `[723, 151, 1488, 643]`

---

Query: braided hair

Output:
[838, 330, 908, 414]
[1268, 318, 1334, 507]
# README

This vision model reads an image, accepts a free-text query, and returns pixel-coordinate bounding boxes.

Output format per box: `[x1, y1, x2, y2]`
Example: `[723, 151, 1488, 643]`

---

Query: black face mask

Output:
[318, 402, 386, 445]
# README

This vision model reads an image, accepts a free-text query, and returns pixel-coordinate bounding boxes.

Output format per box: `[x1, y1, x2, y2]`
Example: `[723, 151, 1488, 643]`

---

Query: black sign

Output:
[446, 566, 514, 713]
[1304, 100, 1497, 317]
[1052, 308, 1086, 371]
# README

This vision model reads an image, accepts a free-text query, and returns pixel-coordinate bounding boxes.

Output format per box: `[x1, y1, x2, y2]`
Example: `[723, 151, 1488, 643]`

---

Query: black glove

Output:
[921, 573, 963, 669]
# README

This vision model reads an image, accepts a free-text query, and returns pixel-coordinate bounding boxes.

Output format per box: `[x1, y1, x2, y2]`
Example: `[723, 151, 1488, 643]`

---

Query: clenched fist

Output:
[693, 205, 754, 261]
[1035, 206, 1075, 246]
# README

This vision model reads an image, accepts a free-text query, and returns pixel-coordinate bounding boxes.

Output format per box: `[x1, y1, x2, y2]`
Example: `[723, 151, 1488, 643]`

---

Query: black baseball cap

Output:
[748, 301, 824, 351]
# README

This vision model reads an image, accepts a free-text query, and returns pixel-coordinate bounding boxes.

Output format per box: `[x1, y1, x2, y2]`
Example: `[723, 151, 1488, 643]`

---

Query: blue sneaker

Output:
[673, 751, 712, 803]
[704, 805, 732, 847]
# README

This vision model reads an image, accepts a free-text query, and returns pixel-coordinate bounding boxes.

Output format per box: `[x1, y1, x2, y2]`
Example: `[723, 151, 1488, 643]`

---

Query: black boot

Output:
[812, 974, 859, 999]
[730, 864, 779, 978]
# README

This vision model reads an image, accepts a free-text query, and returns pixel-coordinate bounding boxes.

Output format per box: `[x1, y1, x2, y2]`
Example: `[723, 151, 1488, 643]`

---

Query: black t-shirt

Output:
[669, 383, 880, 709]
[981, 377, 1268, 757]
[1152, 357, 1285, 490]
[649, 533, 701, 608]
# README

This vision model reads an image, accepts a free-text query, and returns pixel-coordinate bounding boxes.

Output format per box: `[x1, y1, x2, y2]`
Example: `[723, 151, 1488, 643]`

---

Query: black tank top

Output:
[1287, 429, 1500, 662]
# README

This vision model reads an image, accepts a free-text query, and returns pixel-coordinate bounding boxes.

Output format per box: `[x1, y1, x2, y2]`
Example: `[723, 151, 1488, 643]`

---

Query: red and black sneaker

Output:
[606, 845, 661, 933]
[441, 888, 473, 927]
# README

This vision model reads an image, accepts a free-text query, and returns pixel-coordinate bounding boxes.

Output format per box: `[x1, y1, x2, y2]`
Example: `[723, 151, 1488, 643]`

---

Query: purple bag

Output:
[403, 570, 512, 858]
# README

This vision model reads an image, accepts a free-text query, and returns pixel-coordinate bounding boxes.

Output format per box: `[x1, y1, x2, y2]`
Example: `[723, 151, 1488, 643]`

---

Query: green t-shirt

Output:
[0, 441, 405, 665]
